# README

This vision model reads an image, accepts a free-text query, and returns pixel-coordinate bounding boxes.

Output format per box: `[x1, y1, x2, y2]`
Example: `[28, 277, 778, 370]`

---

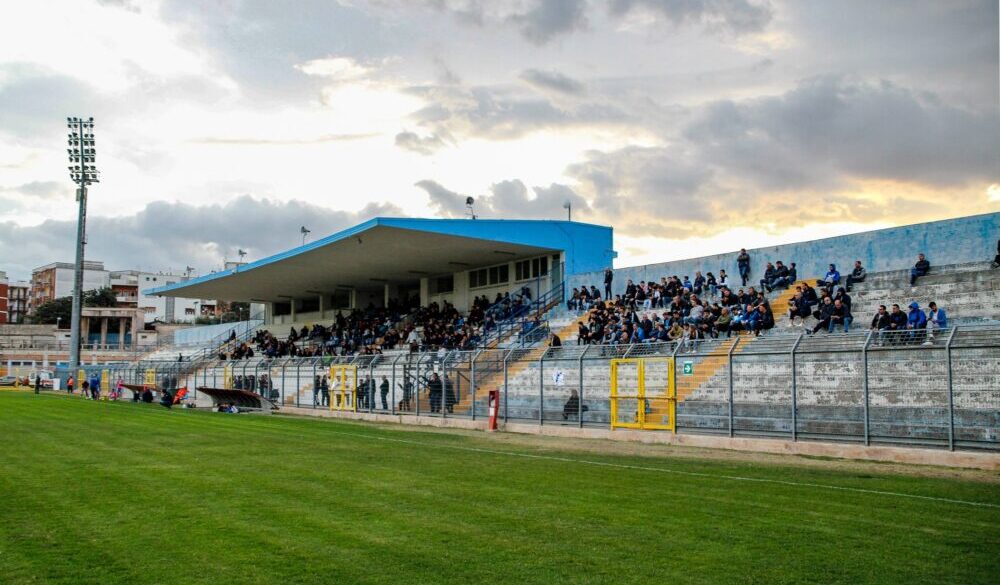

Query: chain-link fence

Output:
[73, 324, 1000, 451]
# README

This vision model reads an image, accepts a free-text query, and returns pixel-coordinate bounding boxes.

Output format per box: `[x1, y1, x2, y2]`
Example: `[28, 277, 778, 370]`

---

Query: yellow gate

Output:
[100, 369, 111, 400]
[329, 365, 357, 412]
[609, 358, 676, 431]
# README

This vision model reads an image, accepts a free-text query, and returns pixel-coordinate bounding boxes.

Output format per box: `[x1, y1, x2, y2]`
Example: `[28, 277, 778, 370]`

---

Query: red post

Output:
[487, 389, 500, 431]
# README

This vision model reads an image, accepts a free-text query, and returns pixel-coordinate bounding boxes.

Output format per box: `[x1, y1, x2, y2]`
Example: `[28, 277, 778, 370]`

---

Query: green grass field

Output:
[1, 391, 997, 585]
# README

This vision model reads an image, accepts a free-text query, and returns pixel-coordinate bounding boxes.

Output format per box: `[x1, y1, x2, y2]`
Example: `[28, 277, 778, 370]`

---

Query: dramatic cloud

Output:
[0, 196, 404, 281]
[520, 69, 586, 96]
[608, 0, 773, 35]
[416, 179, 590, 220]
[394, 131, 449, 155]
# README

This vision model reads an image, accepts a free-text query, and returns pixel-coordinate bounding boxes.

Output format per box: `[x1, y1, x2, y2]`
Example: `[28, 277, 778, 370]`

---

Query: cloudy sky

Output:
[1, 0, 998, 281]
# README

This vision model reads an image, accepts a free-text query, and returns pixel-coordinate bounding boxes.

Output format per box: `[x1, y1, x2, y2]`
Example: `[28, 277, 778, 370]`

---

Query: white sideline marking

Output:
[327, 429, 1000, 509]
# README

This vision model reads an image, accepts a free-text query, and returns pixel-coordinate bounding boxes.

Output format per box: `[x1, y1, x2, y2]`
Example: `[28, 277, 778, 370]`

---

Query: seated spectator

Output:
[567, 287, 581, 311]
[910, 253, 930, 285]
[887, 303, 908, 344]
[870, 305, 891, 344]
[705, 272, 718, 298]
[829, 299, 853, 333]
[562, 389, 588, 421]
[759, 262, 776, 292]
[906, 301, 928, 344]
[927, 301, 947, 336]
[817, 264, 841, 295]
[715, 308, 733, 337]
[809, 297, 835, 335]
[801, 282, 819, 306]
[766, 261, 791, 291]
[845, 260, 866, 291]
[834, 287, 852, 311]
[786, 262, 797, 286]
[750, 304, 774, 336]
[786, 291, 811, 324]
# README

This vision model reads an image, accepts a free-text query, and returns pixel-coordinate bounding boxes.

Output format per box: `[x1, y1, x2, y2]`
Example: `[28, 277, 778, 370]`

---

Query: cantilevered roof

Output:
[147, 217, 613, 302]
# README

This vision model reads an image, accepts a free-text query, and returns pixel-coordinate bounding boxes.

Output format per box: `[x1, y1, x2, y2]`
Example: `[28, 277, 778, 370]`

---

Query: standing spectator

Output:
[737, 249, 751, 286]
[604, 268, 614, 300]
[845, 260, 866, 291]
[380, 376, 390, 410]
[992, 239, 1000, 268]
[67, 375, 74, 394]
[427, 373, 442, 413]
[321, 375, 330, 407]
[927, 302, 947, 335]
[910, 253, 930, 285]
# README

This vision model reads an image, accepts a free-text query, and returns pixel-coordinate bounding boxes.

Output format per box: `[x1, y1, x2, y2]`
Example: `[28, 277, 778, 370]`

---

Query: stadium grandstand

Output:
[62, 212, 1000, 454]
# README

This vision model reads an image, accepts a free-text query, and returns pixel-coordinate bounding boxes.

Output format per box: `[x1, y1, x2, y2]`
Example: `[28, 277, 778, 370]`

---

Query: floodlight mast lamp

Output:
[66, 116, 98, 374]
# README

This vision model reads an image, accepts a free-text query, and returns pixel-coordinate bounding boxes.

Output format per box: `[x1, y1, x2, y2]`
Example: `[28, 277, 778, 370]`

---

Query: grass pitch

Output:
[0, 392, 997, 585]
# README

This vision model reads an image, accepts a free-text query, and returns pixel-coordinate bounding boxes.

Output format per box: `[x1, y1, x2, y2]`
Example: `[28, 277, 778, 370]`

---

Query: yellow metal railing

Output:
[610, 358, 675, 432]
[328, 365, 357, 412]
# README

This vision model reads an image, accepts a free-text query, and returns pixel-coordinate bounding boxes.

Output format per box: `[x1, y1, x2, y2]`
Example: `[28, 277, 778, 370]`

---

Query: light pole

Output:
[563, 200, 572, 222]
[67, 117, 99, 375]
[300, 226, 311, 246]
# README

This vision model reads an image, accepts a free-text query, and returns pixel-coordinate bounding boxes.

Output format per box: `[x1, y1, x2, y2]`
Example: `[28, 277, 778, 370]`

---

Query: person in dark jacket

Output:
[604, 268, 614, 299]
[870, 305, 891, 344]
[427, 373, 443, 413]
[562, 389, 589, 421]
[992, 239, 1000, 268]
[750, 304, 774, 336]
[810, 297, 836, 334]
[845, 260, 867, 291]
[910, 254, 930, 285]
[759, 262, 776, 292]
[737, 249, 751, 286]
[380, 376, 390, 410]
[159, 389, 173, 409]
[829, 299, 853, 333]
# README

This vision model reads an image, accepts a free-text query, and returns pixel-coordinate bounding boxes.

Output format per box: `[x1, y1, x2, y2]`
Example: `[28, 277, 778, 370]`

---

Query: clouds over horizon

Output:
[1, 0, 997, 280]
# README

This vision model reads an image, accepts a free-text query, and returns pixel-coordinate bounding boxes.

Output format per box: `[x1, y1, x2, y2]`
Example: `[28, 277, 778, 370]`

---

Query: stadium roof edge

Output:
[145, 217, 613, 300]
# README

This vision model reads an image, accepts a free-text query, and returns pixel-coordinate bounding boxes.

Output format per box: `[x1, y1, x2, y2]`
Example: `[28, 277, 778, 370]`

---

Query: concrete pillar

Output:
[99, 317, 108, 348]
[419, 278, 429, 307]
[318, 294, 325, 320]
[118, 318, 126, 350]
[290, 299, 296, 322]
[80, 317, 89, 347]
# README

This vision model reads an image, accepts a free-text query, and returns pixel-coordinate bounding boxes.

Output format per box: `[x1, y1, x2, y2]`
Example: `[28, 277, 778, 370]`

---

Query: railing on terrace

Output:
[78, 323, 1000, 453]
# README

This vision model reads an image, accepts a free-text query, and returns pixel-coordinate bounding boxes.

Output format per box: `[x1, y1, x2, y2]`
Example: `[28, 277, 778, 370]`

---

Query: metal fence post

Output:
[503, 349, 513, 423]
[578, 345, 590, 428]
[471, 349, 482, 420]
[727, 337, 740, 437]
[861, 331, 873, 445]
[391, 354, 402, 416]
[945, 327, 958, 451]
[369, 359, 376, 414]
[415, 356, 422, 417]
[790, 333, 804, 441]
[538, 349, 546, 425]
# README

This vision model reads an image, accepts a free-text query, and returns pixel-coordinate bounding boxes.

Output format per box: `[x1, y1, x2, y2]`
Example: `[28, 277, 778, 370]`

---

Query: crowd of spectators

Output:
[569, 250, 951, 347]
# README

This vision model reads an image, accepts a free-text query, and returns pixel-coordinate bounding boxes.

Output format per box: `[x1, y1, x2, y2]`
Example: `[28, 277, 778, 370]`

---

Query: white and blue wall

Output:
[569, 212, 1000, 294]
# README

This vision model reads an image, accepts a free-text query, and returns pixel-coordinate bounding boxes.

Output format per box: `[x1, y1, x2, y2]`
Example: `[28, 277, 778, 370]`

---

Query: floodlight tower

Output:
[67, 117, 99, 374]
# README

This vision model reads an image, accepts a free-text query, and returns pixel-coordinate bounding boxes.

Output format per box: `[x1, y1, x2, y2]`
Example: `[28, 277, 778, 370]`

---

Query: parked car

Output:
[0, 375, 18, 386]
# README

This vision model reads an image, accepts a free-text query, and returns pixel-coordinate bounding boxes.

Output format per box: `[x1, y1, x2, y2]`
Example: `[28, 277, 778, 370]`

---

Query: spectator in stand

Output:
[834, 287, 852, 312]
[887, 304, 908, 344]
[604, 268, 614, 299]
[817, 264, 841, 295]
[750, 304, 775, 336]
[810, 296, 835, 335]
[718, 269, 730, 291]
[567, 287, 580, 311]
[927, 301, 947, 337]
[759, 262, 776, 292]
[845, 260, 866, 291]
[801, 282, 819, 307]
[737, 248, 751, 286]
[786, 291, 811, 326]
[693, 272, 705, 296]
[911, 253, 930, 285]
[992, 239, 1000, 268]
[829, 298, 853, 333]
[705, 272, 718, 298]
[906, 301, 928, 345]
[870, 305, 891, 344]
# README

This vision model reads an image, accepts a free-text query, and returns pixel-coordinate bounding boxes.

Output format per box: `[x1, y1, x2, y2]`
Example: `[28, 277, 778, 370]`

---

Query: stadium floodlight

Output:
[300, 225, 311, 246]
[563, 200, 572, 222]
[66, 116, 99, 375]
[465, 196, 477, 220]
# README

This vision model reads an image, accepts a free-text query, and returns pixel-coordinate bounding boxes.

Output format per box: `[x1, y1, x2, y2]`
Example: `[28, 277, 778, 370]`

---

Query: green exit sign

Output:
[682, 361, 693, 376]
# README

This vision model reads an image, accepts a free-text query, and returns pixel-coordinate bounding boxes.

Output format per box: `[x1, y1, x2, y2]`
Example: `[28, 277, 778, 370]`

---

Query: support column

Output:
[384, 284, 390, 308]
[99, 317, 108, 348]
[290, 299, 296, 323]
[318, 294, 325, 320]
[118, 318, 126, 350]
[80, 317, 90, 348]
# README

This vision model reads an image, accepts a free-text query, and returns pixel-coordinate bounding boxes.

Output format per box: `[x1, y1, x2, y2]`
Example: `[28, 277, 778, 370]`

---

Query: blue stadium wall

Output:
[568, 212, 1000, 295]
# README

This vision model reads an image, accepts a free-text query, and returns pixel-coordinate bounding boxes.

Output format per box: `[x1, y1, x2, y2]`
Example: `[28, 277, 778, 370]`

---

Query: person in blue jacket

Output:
[927, 301, 947, 336]
[906, 301, 927, 344]
[817, 264, 841, 295]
